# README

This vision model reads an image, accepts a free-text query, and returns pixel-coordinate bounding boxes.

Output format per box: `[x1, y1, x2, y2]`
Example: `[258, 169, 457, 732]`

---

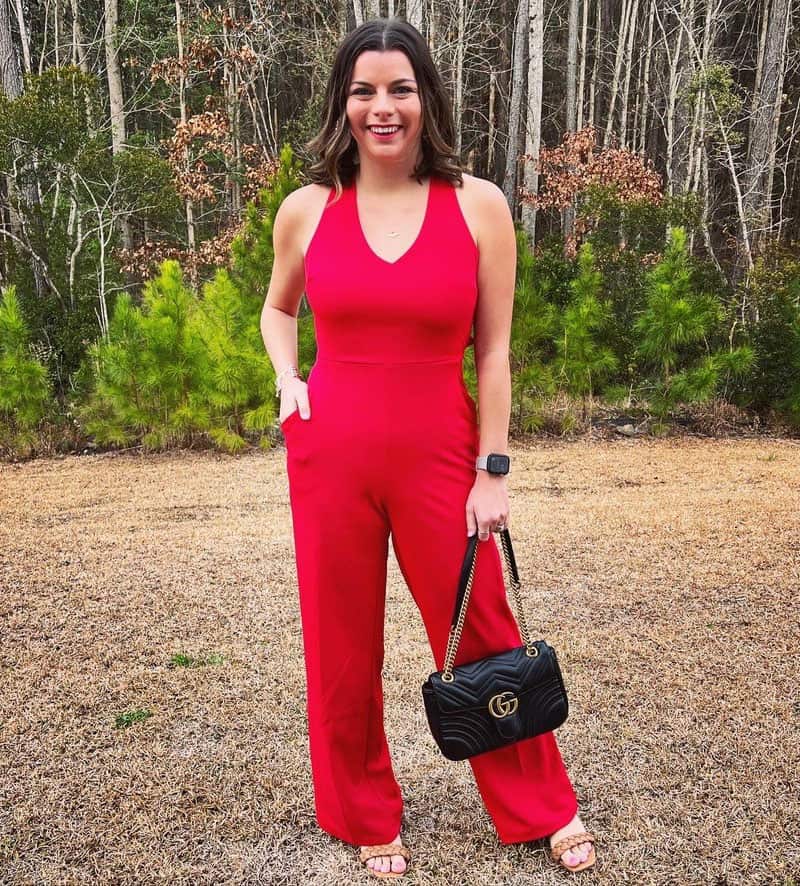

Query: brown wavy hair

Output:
[303, 17, 466, 203]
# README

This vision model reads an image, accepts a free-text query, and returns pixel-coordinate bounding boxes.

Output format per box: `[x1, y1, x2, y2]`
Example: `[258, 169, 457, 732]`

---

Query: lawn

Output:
[1, 438, 798, 884]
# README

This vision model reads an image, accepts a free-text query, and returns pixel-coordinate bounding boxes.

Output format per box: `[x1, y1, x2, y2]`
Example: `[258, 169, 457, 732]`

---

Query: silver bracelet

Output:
[275, 365, 299, 397]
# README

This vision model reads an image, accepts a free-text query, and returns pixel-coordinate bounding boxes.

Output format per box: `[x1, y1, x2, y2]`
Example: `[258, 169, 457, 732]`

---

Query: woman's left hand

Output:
[466, 472, 510, 540]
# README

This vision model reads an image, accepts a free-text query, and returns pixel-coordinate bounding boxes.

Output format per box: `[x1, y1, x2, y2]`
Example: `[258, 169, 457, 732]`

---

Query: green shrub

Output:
[634, 226, 754, 423]
[76, 262, 211, 450]
[554, 241, 618, 425]
[0, 286, 54, 456]
[745, 246, 800, 424]
[508, 228, 561, 432]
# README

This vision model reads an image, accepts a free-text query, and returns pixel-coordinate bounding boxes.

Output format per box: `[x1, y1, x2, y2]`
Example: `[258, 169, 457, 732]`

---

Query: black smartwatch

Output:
[475, 453, 510, 475]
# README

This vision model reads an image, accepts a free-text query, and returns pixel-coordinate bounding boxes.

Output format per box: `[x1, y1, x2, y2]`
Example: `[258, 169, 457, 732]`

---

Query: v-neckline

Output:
[353, 176, 434, 266]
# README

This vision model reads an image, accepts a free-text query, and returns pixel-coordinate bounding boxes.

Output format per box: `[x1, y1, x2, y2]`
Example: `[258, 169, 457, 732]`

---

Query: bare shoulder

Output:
[276, 183, 334, 256]
[275, 183, 329, 226]
[451, 173, 512, 250]
[459, 173, 509, 210]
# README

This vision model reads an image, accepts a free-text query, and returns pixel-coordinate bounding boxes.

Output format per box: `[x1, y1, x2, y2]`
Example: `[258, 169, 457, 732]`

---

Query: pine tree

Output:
[777, 308, 800, 427]
[77, 147, 312, 454]
[0, 286, 54, 456]
[554, 242, 618, 429]
[634, 226, 754, 431]
[229, 142, 315, 427]
[194, 268, 274, 451]
[77, 262, 211, 450]
[508, 228, 561, 433]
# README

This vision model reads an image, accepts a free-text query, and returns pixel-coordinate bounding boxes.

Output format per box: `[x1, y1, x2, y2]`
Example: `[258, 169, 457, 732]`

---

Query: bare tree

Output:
[0, 0, 47, 297]
[563, 0, 580, 236]
[407, 0, 424, 31]
[174, 0, 196, 252]
[503, 0, 528, 215]
[742, 0, 792, 263]
[521, 0, 544, 244]
[104, 0, 133, 252]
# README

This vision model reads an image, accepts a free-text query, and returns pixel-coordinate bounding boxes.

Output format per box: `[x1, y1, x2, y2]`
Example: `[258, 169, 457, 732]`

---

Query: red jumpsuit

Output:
[281, 173, 579, 846]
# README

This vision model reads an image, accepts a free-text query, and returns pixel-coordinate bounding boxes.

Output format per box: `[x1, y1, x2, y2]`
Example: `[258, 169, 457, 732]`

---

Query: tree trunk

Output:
[502, 0, 528, 218]
[741, 0, 791, 265]
[562, 0, 579, 239]
[406, 0, 423, 32]
[352, 0, 364, 27]
[588, 0, 601, 127]
[104, 0, 133, 252]
[453, 0, 465, 156]
[521, 0, 543, 246]
[224, 0, 242, 217]
[619, 0, 639, 149]
[603, 0, 630, 148]
[175, 0, 196, 258]
[637, 0, 655, 156]
[11, 0, 30, 73]
[0, 0, 47, 299]
[576, 0, 590, 129]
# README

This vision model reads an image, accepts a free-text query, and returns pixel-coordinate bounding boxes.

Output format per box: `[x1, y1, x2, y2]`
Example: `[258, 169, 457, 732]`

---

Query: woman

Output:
[260, 17, 597, 879]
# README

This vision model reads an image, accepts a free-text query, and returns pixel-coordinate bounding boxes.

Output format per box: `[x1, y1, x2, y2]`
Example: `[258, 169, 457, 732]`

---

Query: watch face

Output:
[487, 454, 510, 474]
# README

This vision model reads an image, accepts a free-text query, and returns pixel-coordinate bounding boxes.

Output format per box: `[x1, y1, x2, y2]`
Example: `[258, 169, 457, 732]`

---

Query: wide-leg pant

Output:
[282, 355, 578, 846]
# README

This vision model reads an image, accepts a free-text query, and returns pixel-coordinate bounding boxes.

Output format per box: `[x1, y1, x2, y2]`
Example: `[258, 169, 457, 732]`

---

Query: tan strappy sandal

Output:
[550, 831, 597, 872]
[357, 842, 412, 879]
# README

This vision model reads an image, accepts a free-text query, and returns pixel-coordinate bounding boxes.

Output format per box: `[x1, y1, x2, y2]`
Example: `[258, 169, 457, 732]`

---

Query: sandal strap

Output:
[359, 843, 411, 864]
[550, 831, 596, 861]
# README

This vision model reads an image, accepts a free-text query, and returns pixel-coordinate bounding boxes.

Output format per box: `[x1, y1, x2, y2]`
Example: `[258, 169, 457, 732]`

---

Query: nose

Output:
[373, 88, 396, 114]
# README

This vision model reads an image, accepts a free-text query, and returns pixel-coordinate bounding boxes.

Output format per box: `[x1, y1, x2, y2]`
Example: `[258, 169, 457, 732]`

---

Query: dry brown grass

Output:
[1, 437, 799, 885]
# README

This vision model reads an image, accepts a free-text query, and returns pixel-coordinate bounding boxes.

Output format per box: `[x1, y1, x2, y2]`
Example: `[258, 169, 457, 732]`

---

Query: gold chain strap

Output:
[441, 530, 538, 683]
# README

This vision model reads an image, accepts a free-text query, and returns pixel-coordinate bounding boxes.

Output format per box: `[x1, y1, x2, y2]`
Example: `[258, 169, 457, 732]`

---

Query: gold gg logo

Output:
[488, 691, 519, 719]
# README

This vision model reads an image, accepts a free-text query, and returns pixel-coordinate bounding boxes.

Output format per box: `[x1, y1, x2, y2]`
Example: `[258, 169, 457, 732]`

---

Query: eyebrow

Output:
[350, 78, 416, 86]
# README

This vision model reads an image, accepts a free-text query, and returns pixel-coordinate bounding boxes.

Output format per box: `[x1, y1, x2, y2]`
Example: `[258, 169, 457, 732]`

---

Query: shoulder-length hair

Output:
[303, 17, 466, 202]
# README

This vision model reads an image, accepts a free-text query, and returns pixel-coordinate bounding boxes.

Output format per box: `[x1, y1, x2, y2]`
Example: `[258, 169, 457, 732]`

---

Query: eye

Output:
[350, 86, 415, 95]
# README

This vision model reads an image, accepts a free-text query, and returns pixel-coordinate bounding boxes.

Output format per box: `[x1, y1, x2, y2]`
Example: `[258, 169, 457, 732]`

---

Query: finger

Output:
[466, 506, 477, 537]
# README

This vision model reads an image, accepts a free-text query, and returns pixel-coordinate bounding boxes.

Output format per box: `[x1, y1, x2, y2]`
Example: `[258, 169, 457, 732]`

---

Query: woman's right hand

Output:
[279, 376, 311, 424]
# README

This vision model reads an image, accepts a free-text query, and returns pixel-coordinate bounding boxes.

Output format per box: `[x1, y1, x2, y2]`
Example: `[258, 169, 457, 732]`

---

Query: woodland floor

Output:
[1, 436, 798, 885]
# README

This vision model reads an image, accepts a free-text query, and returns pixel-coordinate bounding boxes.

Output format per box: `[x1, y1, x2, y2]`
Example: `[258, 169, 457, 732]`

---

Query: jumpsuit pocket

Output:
[280, 408, 301, 432]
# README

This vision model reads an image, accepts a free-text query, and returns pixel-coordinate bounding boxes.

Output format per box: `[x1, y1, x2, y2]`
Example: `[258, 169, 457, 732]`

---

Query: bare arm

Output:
[473, 179, 516, 459]
[464, 179, 516, 539]
[260, 189, 311, 418]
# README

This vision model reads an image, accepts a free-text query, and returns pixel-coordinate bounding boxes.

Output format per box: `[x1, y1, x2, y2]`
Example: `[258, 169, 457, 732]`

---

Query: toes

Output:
[564, 851, 582, 867]
[391, 854, 407, 872]
[563, 843, 591, 866]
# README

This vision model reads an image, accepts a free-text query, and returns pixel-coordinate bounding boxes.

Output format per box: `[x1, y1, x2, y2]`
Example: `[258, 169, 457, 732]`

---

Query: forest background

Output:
[0, 0, 798, 459]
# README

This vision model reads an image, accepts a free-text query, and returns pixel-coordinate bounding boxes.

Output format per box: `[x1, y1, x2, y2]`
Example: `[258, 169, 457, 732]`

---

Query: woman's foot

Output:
[360, 831, 407, 876]
[549, 813, 594, 869]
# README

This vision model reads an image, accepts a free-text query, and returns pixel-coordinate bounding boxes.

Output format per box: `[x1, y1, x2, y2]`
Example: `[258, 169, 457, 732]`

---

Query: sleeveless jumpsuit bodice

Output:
[280, 174, 483, 482]
[302, 174, 478, 363]
[280, 174, 579, 848]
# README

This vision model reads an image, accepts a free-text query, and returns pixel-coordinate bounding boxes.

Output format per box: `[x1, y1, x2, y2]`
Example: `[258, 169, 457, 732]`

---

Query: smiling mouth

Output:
[368, 126, 402, 136]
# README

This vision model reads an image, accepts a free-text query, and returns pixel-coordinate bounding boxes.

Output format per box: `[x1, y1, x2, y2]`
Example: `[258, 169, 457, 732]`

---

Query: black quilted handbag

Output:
[421, 528, 569, 761]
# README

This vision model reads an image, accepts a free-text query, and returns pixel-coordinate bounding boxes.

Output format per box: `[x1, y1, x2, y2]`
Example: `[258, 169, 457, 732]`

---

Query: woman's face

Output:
[345, 49, 424, 165]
